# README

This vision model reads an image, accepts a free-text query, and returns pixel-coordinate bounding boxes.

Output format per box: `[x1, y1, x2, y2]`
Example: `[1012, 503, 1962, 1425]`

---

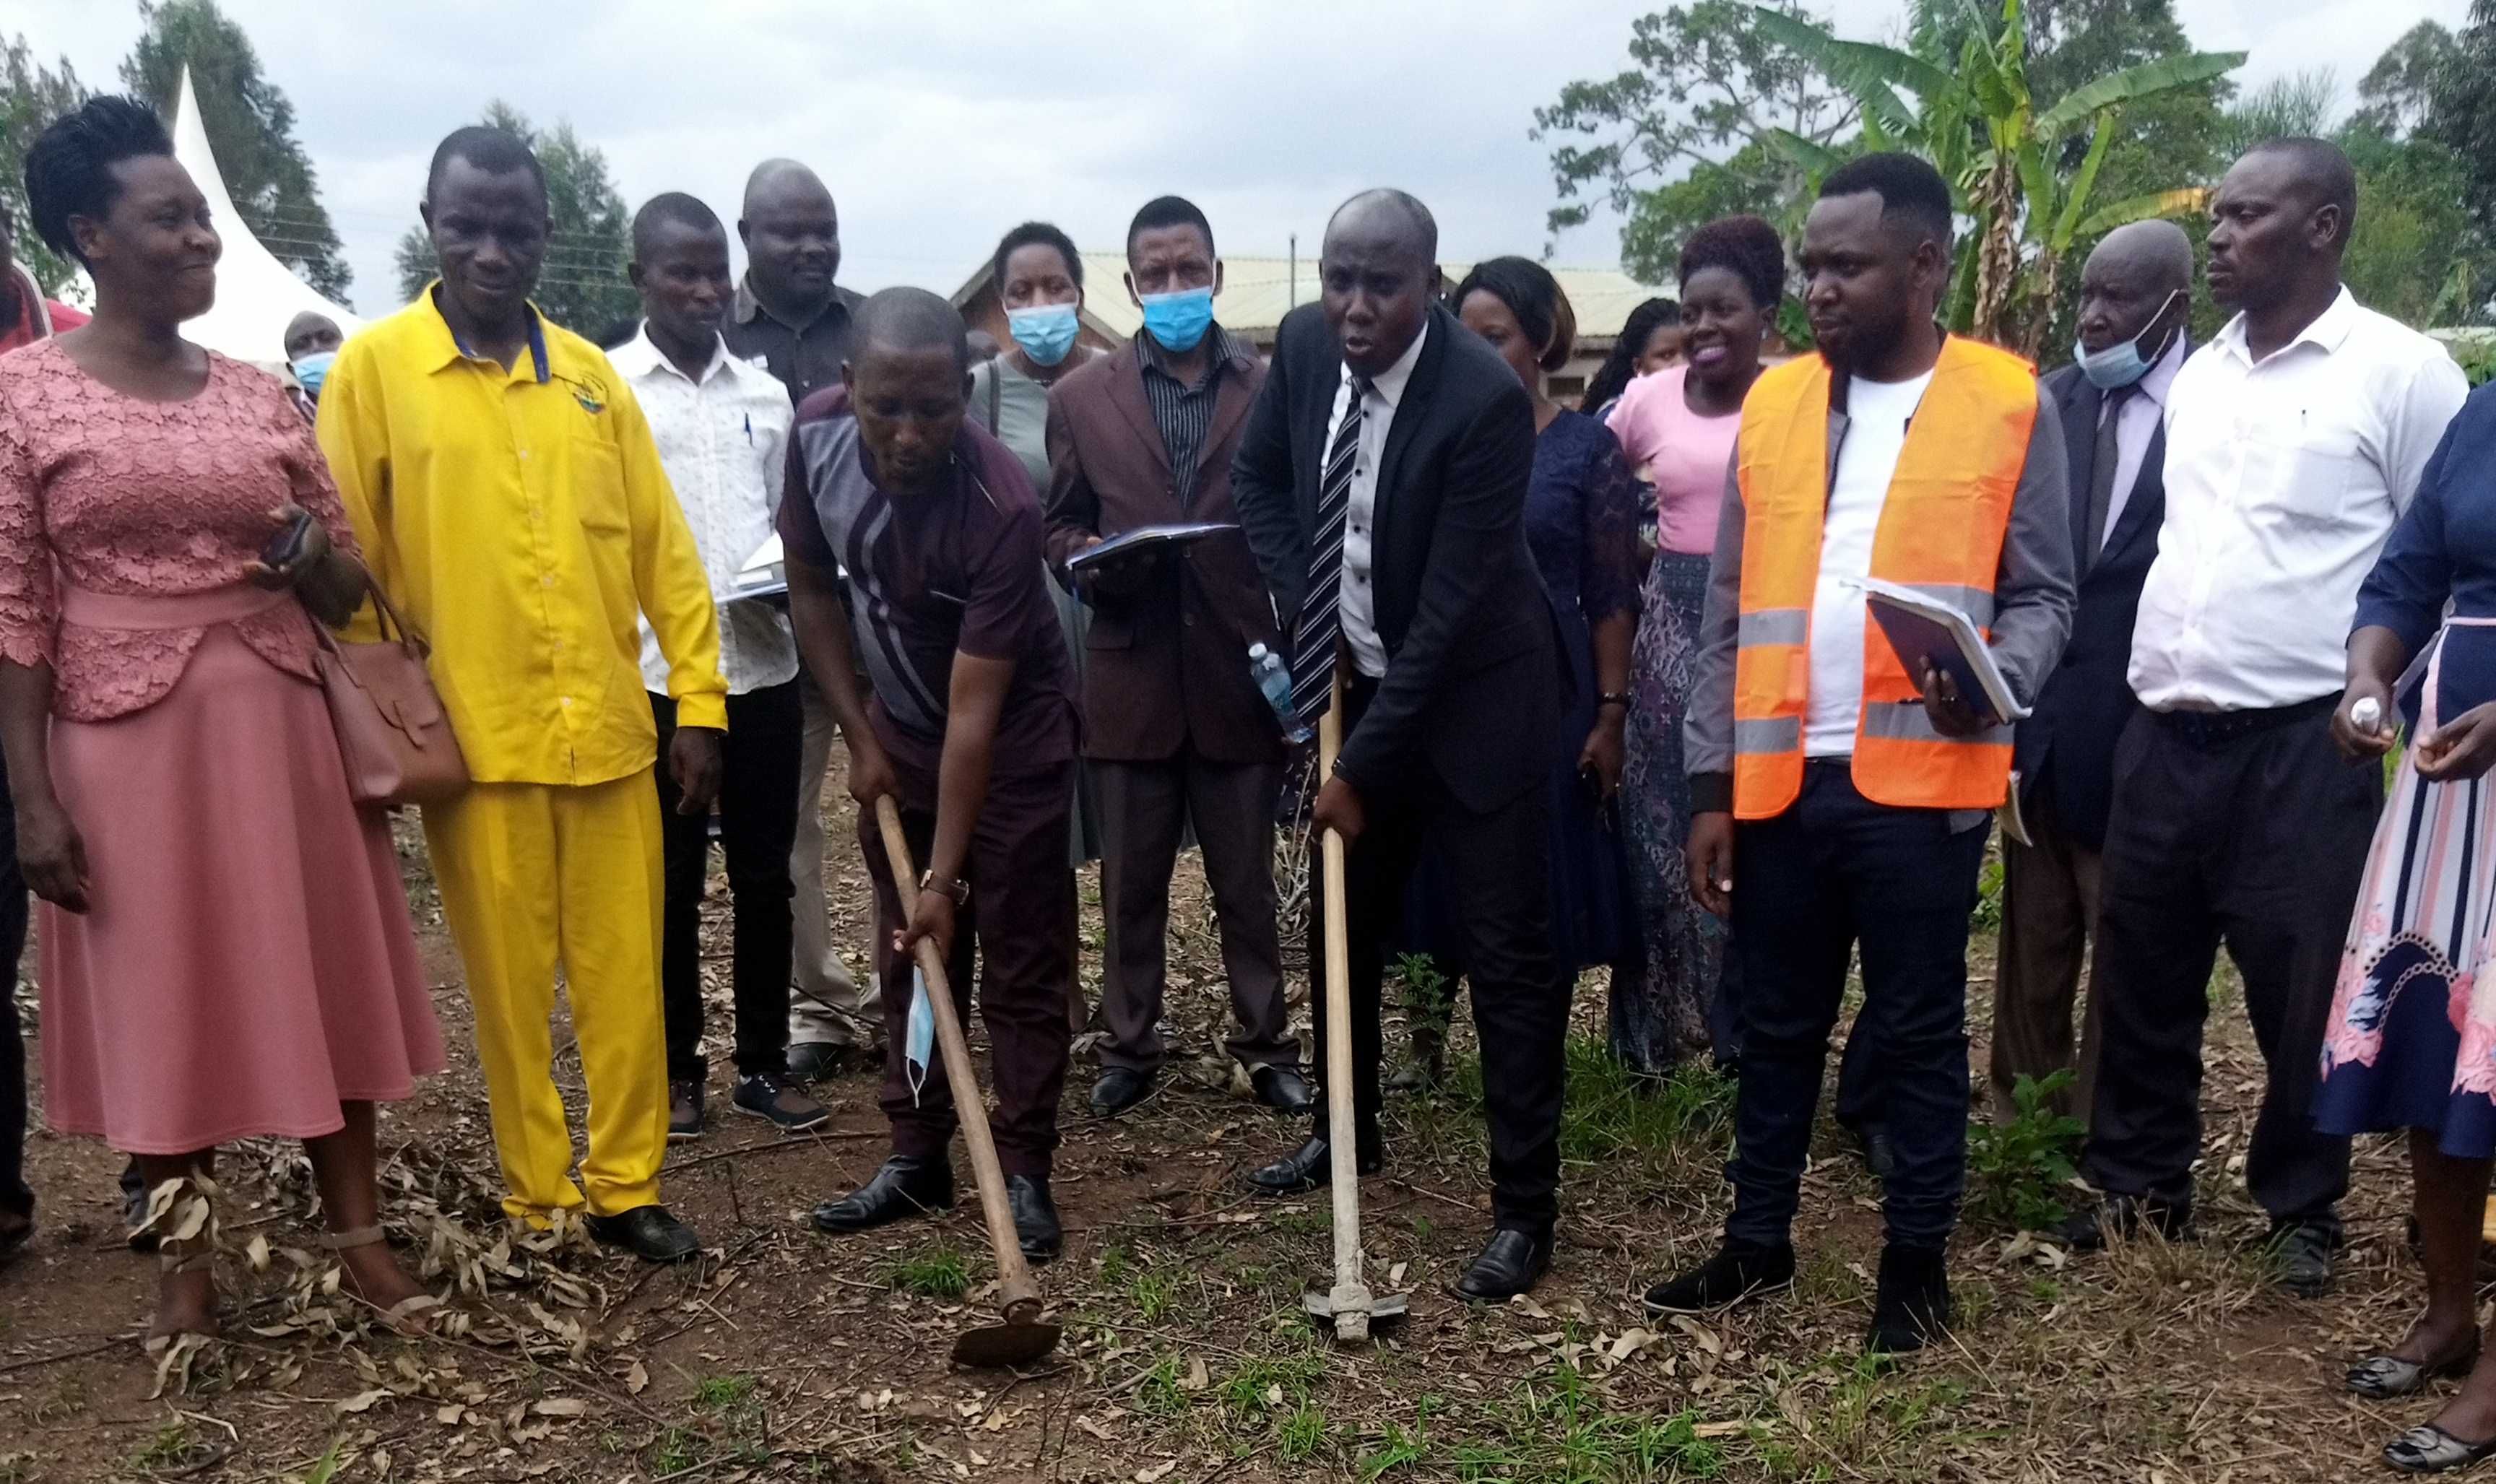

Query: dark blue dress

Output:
[1399, 410, 1644, 976]
[2314, 381, 2496, 1155]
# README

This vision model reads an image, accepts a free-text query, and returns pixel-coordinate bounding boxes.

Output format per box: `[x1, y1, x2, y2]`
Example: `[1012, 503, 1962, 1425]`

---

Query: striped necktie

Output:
[1291, 376, 1372, 730]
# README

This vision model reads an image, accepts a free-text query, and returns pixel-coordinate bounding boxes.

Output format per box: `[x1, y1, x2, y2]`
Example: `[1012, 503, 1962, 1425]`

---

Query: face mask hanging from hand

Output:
[1138, 286, 1215, 352]
[292, 350, 338, 397]
[1007, 303, 1080, 365]
[2074, 290, 2183, 391]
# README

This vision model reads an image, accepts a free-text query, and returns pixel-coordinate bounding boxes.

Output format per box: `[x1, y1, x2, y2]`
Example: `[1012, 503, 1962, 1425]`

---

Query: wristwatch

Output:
[919, 869, 971, 907]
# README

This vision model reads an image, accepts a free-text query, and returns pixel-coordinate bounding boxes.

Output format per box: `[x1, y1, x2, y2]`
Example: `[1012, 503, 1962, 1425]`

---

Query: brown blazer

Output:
[1044, 336, 1283, 764]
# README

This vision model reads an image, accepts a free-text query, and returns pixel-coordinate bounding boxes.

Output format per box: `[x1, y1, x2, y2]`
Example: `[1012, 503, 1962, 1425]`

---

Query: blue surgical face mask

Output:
[1006, 303, 1080, 365]
[292, 349, 337, 397]
[2074, 290, 2183, 390]
[1139, 286, 1216, 352]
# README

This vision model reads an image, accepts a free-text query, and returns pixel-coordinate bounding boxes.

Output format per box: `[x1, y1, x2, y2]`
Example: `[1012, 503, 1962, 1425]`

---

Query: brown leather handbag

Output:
[316, 586, 468, 806]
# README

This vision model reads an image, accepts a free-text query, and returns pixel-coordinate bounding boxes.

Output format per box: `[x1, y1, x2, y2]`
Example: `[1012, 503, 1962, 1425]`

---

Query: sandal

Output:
[2386, 1423, 2496, 1473]
[322, 1223, 441, 1332]
[2352, 1346, 2483, 1400]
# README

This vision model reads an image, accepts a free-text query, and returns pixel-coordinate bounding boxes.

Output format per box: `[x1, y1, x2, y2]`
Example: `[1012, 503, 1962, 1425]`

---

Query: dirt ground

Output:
[0, 752, 2443, 1483]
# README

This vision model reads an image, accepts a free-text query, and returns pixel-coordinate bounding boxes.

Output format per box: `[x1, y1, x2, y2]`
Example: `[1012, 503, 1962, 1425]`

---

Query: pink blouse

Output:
[0, 343, 360, 722]
[1606, 364, 1743, 557]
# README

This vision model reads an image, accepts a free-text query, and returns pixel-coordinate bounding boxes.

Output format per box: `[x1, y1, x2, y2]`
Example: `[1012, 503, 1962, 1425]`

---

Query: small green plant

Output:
[654, 1428, 707, 1475]
[1970, 851, 2006, 932]
[1454, 1366, 1723, 1482]
[134, 1423, 203, 1472]
[1130, 1265, 1180, 1322]
[1358, 1400, 1436, 1482]
[1280, 1405, 1329, 1462]
[1392, 953, 1455, 1088]
[1219, 1354, 1325, 1418]
[1558, 1039, 1736, 1164]
[300, 1442, 345, 1484]
[1964, 1069, 2086, 1231]
[883, 1246, 971, 1298]
[1098, 1240, 1132, 1287]
[1135, 1355, 1190, 1415]
[696, 1374, 758, 1411]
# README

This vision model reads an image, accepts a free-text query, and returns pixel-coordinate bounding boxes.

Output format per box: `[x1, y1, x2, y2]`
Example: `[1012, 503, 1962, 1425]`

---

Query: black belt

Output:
[2152, 693, 2337, 746]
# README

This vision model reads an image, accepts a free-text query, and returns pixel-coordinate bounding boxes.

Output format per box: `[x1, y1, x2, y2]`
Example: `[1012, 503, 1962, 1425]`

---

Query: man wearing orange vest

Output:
[1642, 155, 2075, 1353]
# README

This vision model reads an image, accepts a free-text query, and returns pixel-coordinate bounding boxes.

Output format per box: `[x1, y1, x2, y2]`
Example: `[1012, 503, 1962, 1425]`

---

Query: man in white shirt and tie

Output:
[610, 192, 828, 1140]
[2067, 139, 2471, 1296]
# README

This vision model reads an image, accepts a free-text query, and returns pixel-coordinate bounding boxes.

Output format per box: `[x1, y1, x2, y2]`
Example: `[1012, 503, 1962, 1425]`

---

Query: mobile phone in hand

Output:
[260, 508, 314, 570]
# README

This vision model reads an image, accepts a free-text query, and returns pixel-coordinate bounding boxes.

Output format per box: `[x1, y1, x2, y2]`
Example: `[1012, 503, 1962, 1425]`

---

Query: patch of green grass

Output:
[1558, 1038, 1736, 1166]
[1219, 1353, 1325, 1418]
[1135, 1355, 1190, 1416]
[301, 1441, 344, 1484]
[1800, 1353, 1980, 1470]
[1269, 1206, 1328, 1237]
[1130, 1265, 1182, 1322]
[1356, 1397, 1439, 1480]
[1970, 851, 2006, 932]
[881, 1246, 971, 1298]
[134, 1423, 201, 1472]
[1280, 1405, 1329, 1463]
[1098, 1240, 1133, 1288]
[695, 1373, 758, 1412]
[1453, 1365, 1722, 1483]
[654, 1428, 708, 1475]
[1964, 1069, 2086, 1231]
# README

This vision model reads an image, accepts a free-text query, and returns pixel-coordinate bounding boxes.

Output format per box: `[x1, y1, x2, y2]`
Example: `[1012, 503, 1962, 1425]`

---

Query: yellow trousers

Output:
[423, 773, 670, 1222]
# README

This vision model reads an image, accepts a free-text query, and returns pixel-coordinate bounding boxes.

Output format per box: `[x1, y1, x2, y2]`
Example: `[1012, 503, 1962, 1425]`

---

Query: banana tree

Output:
[1754, 0, 2240, 353]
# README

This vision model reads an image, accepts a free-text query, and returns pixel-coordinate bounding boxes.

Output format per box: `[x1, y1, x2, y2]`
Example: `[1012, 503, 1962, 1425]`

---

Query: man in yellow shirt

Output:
[318, 126, 727, 1261]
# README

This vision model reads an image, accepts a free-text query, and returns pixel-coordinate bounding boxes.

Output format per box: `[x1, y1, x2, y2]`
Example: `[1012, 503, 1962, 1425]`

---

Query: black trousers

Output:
[1311, 677, 1569, 1231]
[653, 683, 805, 1082]
[0, 750, 28, 1221]
[1726, 761, 1989, 1251]
[2082, 703, 2376, 1227]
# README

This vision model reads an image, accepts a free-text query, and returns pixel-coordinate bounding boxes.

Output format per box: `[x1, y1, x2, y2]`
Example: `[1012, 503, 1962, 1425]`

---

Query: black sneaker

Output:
[667, 1079, 704, 1141]
[733, 1072, 830, 1132]
[1642, 1238, 1796, 1314]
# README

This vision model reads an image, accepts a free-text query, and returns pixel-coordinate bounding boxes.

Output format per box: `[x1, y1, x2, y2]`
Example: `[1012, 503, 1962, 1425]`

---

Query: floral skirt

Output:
[2316, 628, 2496, 1155]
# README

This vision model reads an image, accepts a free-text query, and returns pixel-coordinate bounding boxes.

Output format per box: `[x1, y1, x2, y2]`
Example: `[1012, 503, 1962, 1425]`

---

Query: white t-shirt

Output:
[1805, 369, 1935, 757]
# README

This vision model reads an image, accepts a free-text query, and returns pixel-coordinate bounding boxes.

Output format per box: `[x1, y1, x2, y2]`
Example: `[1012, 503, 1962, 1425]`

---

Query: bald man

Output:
[782, 288, 1081, 1260]
[1231, 188, 1565, 1301]
[1990, 220, 2194, 1129]
[718, 160, 883, 1082]
[2066, 139, 2469, 1296]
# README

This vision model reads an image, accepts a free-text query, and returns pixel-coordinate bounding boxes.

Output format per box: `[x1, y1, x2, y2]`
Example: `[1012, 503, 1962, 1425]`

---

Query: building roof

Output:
[954, 252, 1668, 345]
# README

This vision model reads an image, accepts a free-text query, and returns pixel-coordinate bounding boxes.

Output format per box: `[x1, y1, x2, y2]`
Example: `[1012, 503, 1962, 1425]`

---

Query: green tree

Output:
[2422, 0, 2496, 243]
[1757, 0, 2241, 352]
[0, 32, 90, 296]
[1534, 0, 1847, 282]
[120, 0, 348, 300]
[2352, 20, 2455, 137]
[393, 101, 635, 337]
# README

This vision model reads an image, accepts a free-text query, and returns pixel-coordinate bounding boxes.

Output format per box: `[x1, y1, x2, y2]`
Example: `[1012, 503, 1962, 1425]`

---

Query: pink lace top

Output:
[0, 342, 361, 722]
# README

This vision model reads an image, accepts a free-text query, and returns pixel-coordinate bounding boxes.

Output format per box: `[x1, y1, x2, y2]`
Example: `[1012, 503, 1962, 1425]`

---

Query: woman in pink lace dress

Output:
[0, 97, 443, 1343]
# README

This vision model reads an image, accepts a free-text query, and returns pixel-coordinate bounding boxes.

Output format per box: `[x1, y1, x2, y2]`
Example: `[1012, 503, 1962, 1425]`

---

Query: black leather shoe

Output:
[811, 1156, 954, 1234]
[1250, 1064, 1315, 1114]
[1851, 1123, 1896, 1180]
[2266, 1220, 2338, 1298]
[1089, 1067, 1157, 1118]
[1008, 1174, 1062, 1262]
[1244, 1128, 1383, 1194]
[1866, 1243, 1951, 1353]
[2058, 1193, 2194, 1251]
[1643, 1238, 1797, 1314]
[586, 1205, 702, 1263]
[1452, 1228, 1551, 1302]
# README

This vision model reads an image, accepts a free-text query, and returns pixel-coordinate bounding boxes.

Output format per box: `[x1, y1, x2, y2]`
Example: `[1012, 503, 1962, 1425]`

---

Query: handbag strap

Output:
[313, 563, 433, 660]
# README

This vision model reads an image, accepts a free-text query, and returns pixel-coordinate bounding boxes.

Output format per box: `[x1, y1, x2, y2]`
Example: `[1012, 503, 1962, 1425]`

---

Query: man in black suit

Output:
[1230, 189, 1564, 1301]
[1995, 220, 2192, 1127]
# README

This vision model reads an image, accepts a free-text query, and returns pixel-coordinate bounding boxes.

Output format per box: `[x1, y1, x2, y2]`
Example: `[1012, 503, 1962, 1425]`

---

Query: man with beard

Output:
[1643, 153, 2074, 1353]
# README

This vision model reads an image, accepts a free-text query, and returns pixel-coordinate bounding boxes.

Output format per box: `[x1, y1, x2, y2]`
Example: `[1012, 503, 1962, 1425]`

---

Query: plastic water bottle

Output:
[1249, 643, 1313, 744]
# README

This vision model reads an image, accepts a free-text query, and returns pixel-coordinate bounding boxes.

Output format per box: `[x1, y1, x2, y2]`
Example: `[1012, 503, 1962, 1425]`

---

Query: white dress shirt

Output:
[1325, 322, 1429, 680]
[1805, 369, 1934, 756]
[610, 324, 801, 695]
[2096, 330, 2187, 547]
[2128, 287, 2471, 712]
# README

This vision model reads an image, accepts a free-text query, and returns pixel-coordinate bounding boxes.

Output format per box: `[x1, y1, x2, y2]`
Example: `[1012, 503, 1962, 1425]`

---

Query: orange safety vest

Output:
[1730, 334, 2040, 820]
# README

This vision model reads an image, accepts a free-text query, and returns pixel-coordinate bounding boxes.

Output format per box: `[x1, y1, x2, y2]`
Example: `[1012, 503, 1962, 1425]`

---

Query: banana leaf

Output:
[2033, 51, 2245, 137]
[2073, 188, 2212, 238]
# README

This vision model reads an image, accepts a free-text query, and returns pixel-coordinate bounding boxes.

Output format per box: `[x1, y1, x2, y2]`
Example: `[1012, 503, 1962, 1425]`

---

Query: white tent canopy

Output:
[169, 66, 360, 365]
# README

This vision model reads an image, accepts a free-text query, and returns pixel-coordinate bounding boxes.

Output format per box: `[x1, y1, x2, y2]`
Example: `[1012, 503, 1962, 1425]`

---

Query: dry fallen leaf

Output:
[624, 1360, 649, 1395]
[335, 1389, 391, 1415]
[532, 1397, 590, 1417]
[1178, 1358, 1210, 1392]
[1135, 1462, 1179, 1483]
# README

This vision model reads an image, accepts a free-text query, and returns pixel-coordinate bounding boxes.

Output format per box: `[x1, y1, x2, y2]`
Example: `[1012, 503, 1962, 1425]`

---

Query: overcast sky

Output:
[9, 0, 2473, 316]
